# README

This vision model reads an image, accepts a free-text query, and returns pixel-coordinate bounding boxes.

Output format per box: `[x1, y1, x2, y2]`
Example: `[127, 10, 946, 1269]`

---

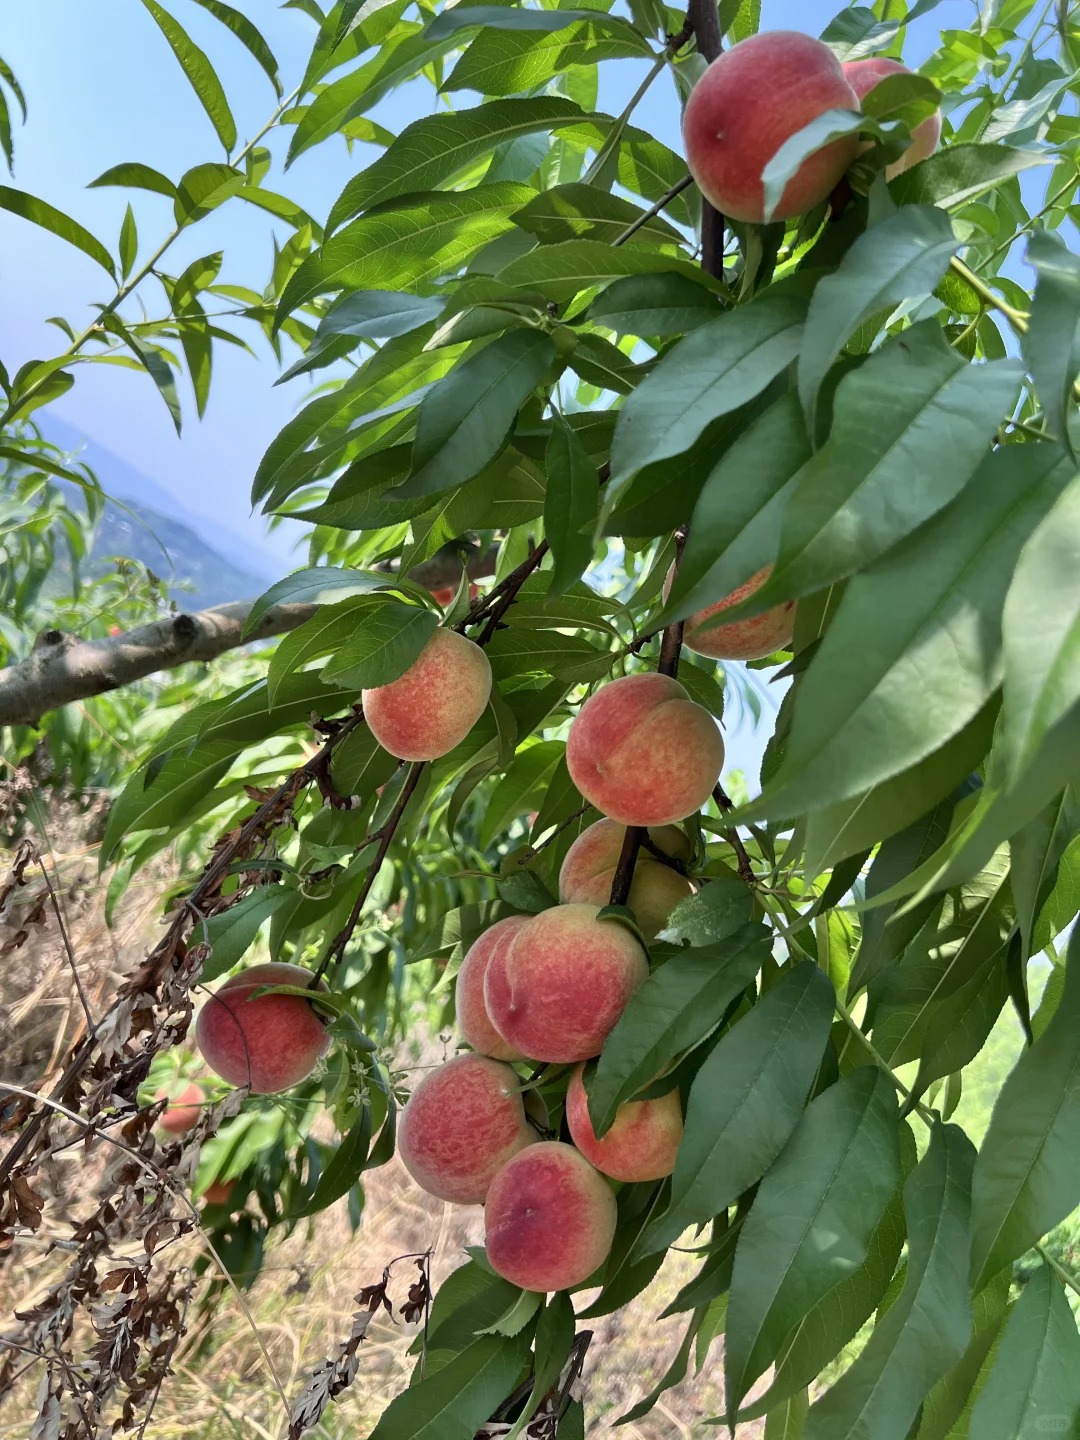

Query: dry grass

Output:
[0, 808, 762, 1439]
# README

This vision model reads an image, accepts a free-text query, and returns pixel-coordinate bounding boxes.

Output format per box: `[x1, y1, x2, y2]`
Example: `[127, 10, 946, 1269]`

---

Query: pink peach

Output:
[456, 916, 530, 1061]
[484, 903, 649, 1063]
[566, 1065, 683, 1182]
[559, 819, 694, 939]
[397, 1053, 535, 1204]
[362, 627, 492, 761]
[155, 1081, 204, 1135]
[195, 962, 329, 1095]
[664, 564, 795, 661]
[566, 673, 725, 827]
[484, 1141, 617, 1292]
[683, 31, 860, 223]
[843, 57, 942, 178]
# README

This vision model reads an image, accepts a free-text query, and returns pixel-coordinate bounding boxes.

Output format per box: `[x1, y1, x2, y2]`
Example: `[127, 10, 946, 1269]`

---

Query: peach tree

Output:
[3, 0, 1080, 1435]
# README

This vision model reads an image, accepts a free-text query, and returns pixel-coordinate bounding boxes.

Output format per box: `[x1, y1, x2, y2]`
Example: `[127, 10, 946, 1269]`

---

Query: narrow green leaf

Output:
[1011, 790, 1080, 964]
[173, 161, 244, 225]
[514, 183, 683, 250]
[1024, 230, 1080, 459]
[0, 185, 115, 278]
[189, 0, 282, 96]
[444, 17, 651, 96]
[587, 272, 722, 337]
[292, 1104, 373, 1218]
[267, 596, 383, 705]
[320, 603, 438, 690]
[424, 5, 625, 39]
[496, 237, 713, 305]
[888, 143, 1049, 210]
[201, 887, 296, 984]
[657, 872, 755, 948]
[762, 108, 862, 224]
[118, 203, 138, 280]
[642, 962, 836, 1257]
[368, 1332, 529, 1440]
[89, 161, 178, 198]
[545, 413, 598, 596]
[140, 0, 237, 152]
[245, 567, 402, 637]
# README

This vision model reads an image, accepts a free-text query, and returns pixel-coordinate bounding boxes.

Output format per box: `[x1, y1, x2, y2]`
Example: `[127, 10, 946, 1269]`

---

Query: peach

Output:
[843, 57, 941, 178]
[362, 627, 492, 761]
[428, 584, 456, 607]
[558, 819, 694, 939]
[155, 1081, 203, 1135]
[664, 563, 795, 661]
[566, 673, 725, 827]
[203, 1178, 235, 1207]
[456, 916, 530, 1061]
[397, 1053, 535, 1204]
[565, 1065, 683, 1182]
[484, 1141, 617, 1292]
[195, 962, 330, 1095]
[682, 30, 860, 224]
[484, 903, 648, 1063]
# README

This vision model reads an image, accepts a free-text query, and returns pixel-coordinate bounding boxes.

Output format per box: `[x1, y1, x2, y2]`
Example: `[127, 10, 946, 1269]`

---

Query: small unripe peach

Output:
[559, 819, 694, 940]
[362, 627, 492, 761]
[664, 564, 795, 661]
[397, 1053, 535, 1204]
[484, 903, 648, 1063]
[484, 1141, 617, 1292]
[565, 1065, 683, 1182]
[155, 1082, 203, 1135]
[456, 916, 530, 1061]
[203, 1178, 235, 1207]
[843, 57, 941, 178]
[195, 962, 329, 1095]
[683, 31, 860, 224]
[566, 673, 724, 827]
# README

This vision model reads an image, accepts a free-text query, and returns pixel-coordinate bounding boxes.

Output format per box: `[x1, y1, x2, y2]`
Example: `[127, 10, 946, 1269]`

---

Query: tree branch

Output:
[686, 0, 725, 278]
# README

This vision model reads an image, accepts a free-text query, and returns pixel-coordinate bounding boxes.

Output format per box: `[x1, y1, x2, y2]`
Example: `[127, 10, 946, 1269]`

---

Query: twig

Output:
[475, 542, 550, 646]
[33, 849, 95, 1033]
[526, 803, 593, 856]
[611, 174, 695, 248]
[686, 0, 725, 280]
[712, 784, 755, 886]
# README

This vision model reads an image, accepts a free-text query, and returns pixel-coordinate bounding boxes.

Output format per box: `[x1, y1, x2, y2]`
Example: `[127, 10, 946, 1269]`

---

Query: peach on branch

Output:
[682, 30, 860, 223]
[566, 673, 724, 827]
[484, 903, 648, 1063]
[484, 1141, 617, 1292]
[195, 962, 330, 1095]
[843, 57, 942, 177]
[155, 1081, 204, 1135]
[455, 916, 530, 1061]
[362, 627, 492, 761]
[397, 1053, 535, 1204]
[664, 564, 795, 661]
[559, 819, 694, 939]
[565, 1066, 683, 1182]
[202, 1178, 236, 1207]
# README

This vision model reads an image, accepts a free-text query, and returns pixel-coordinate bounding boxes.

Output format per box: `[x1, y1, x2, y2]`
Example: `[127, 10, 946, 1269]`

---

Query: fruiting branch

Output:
[713, 783, 755, 885]
[686, 0, 725, 277]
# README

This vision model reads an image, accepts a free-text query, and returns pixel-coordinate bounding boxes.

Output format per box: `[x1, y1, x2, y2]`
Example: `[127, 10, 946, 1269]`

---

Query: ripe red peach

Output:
[456, 916, 530, 1061]
[843, 57, 942, 178]
[195, 962, 329, 1095]
[682, 30, 861, 223]
[428, 584, 456, 607]
[484, 903, 649, 1063]
[397, 1053, 535, 1204]
[362, 627, 492, 761]
[484, 1141, 618, 1292]
[566, 673, 725, 827]
[559, 819, 694, 939]
[203, 1178, 236, 1207]
[664, 564, 795, 661]
[565, 1066, 683, 1182]
[155, 1081, 204, 1135]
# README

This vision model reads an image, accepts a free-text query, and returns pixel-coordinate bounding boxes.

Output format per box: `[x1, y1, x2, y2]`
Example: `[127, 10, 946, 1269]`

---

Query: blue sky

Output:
[1, 0, 969, 563]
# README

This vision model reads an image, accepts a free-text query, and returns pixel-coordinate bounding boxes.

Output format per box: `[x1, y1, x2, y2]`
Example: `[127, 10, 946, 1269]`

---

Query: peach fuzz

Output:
[843, 57, 942, 178]
[195, 962, 330, 1095]
[397, 1053, 535, 1204]
[362, 627, 492, 761]
[566, 673, 725, 827]
[566, 1066, 683, 1182]
[155, 1081, 204, 1135]
[484, 1142, 617, 1292]
[664, 563, 795, 661]
[484, 903, 649, 1063]
[456, 915, 530, 1061]
[559, 819, 694, 940]
[682, 31, 860, 224]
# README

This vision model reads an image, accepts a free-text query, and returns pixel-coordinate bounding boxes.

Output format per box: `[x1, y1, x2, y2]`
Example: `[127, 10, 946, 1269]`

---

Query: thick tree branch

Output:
[0, 546, 500, 729]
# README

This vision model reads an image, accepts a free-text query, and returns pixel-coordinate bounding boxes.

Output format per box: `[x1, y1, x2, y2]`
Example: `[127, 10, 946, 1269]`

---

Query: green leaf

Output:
[101, 742, 237, 862]
[368, 1330, 529, 1440]
[291, 1104, 372, 1218]
[798, 205, 957, 432]
[803, 1124, 975, 1440]
[475, 1288, 542, 1337]
[332, 725, 398, 798]
[118, 204, 138, 280]
[89, 162, 178, 198]
[657, 871, 755, 948]
[609, 292, 806, 489]
[1011, 790, 1080, 964]
[267, 596, 383, 705]
[969, 926, 1080, 1289]
[189, 0, 282, 96]
[513, 184, 683, 250]
[444, 17, 652, 97]
[725, 1068, 902, 1414]
[424, 5, 628, 39]
[587, 272, 722, 337]
[0, 185, 115, 279]
[589, 923, 771, 1138]
[888, 143, 1049, 209]
[320, 603, 438, 690]
[642, 962, 836, 1257]
[1001, 474, 1080, 783]
[617, 1308, 705, 1426]
[503, 1293, 576, 1439]
[1025, 230, 1080, 460]
[915, 1268, 1010, 1440]
[742, 441, 1074, 823]
[765, 1392, 808, 1440]
[495, 237, 713, 304]
[173, 161, 244, 225]
[968, 1265, 1080, 1439]
[545, 413, 598, 597]
[245, 566, 401, 637]
[761, 107, 863, 224]
[393, 330, 556, 500]
[140, 0, 236, 153]
[327, 98, 586, 227]
[104, 317, 183, 434]
[276, 184, 535, 323]
[201, 887, 296, 983]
